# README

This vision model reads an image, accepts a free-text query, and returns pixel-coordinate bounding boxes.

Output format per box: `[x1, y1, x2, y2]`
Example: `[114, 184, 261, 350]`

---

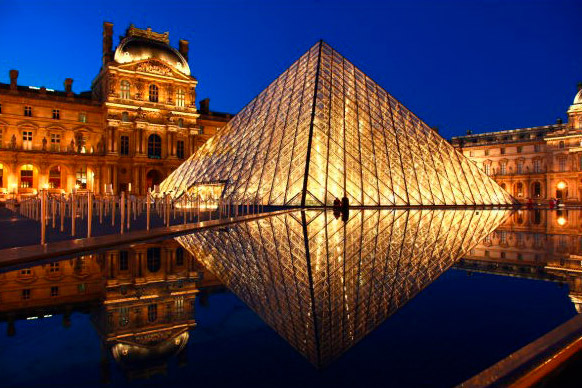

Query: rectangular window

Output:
[120, 135, 129, 156]
[50, 133, 61, 152]
[500, 148, 505, 155]
[559, 158, 567, 172]
[0, 103, 2, 114]
[50, 262, 60, 272]
[177, 140, 185, 159]
[52, 109, 60, 119]
[484, 164, 490, 176]
[199, 125, 205, 135]
[500, 163, 507, 175]
[20, 268, 31, 276]
[176, 89, 185, 107]
[484, 149, 489, 156]
[0, 130, 3, 149]
[175, 297, 184, 315]
[50, 286, 59, 297]
[500, 231, 507, 244]
[148, 304, 158, 322]
[78, 112, 87, 123]
[517, 161, 523, 174]
[22, 131, 33, 150]
[76, 166, 87, 189]
[534, 144, 541, 152]
[119, 250, 129, 271]
[500, 252, 506, 259]
[22, 289, 30, 300]
[24, 106, 32, 117]
[517, 146, 522, 153]
[534, 159, 542, 173]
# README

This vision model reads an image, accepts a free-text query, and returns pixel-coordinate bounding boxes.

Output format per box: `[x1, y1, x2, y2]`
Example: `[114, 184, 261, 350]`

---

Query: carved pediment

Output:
[117, 59, 192, 81]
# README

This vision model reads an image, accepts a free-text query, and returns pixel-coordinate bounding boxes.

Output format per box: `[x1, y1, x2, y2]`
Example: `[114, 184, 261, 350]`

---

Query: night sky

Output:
[0, 0, 580, 140]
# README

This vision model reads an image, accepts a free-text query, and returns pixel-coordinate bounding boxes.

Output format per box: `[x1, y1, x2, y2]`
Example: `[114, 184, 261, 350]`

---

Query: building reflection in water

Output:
[456, 209, 582, 313]
[0, 240, 223, 381]
[176, 209, 509, 367]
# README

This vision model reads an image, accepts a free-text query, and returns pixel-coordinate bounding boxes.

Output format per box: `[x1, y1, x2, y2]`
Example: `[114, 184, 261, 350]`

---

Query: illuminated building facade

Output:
[0, 23, 231, 199]
[451, 85, 582, 203]
[161, 41, 514, 207]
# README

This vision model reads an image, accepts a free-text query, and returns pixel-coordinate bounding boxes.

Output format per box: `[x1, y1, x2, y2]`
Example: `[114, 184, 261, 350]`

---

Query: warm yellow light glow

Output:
[557, 217, 567, 226]
[557, 181, 567, 190]
[42, 183, 49, 189]
[160, 41, 514, 207]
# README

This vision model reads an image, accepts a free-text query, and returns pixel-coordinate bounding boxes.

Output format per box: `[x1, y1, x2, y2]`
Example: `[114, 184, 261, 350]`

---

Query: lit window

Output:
[52, 109, 60, 119]
[120, 135, 129, 156]
[50, 286, 59, 297]
[76, 166, 87, 189]
[50, 133, 61, 152]
[22, 289, 30, 300]
[120, 80, 131, 99]
[483, 164, 490, 176]
[20, 164, 33, 188]
[49, 262, 60, 272]
[148, 84, 159, 103]
[78, 112, 87, 123]
[147, 134, 162, 159]
[48, 166, 61, 188]
[148, 304, 158, 322]
[22, 131, 33, 150]
[24, 106, 32, 117]
[176, 88, 185, 107]
[20, 268, 31, 276]
[175, 297, 184, 315]
[177, 140, 185, 159]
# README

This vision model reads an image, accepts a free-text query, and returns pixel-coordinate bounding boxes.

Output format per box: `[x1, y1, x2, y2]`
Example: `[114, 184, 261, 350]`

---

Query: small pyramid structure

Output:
[160, 41, 515, 206]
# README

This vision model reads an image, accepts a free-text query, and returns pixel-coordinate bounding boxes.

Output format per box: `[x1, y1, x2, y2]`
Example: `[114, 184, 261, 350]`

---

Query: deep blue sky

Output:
[0, 0, 580, 139]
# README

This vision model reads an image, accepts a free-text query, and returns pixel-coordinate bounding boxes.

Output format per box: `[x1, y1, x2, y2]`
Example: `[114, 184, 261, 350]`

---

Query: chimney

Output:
[179, 40, 189, 61]
[9, 69, 18, 90]
[200, 98, 210, 114]
[466, 129, 473, 135]
[64, 78, 73, 95]
[103, 22, 114, 66]
[556, 117, 563, 125]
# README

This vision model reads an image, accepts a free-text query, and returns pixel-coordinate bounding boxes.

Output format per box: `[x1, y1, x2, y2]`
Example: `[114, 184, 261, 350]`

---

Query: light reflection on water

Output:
[1, 209, 581, 387]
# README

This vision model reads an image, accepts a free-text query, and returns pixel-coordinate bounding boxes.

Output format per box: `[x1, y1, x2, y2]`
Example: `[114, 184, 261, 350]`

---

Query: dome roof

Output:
[574, 89, 582, 105]
[114, 37, 190, 76]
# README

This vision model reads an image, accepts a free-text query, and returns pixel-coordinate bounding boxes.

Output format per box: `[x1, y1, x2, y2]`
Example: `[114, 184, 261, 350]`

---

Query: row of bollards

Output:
[10, 191, 266, 245]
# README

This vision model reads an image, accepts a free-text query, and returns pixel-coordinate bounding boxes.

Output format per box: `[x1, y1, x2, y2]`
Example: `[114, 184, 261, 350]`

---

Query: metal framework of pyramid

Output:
[161, 41, 515, 206]
[176, 209, 509, 366]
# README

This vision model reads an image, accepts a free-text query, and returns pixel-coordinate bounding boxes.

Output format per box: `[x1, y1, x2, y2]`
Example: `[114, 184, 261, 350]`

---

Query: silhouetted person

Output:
[333, 197, 341, 210]
[341, 196, 349, 212]
[342, 209, 349, 222]
[333, 209, 341, 219]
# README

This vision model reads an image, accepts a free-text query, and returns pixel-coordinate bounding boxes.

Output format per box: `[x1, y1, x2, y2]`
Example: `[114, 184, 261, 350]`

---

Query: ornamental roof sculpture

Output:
[176, 208, 509, 366]
[160, 41, 515, 206]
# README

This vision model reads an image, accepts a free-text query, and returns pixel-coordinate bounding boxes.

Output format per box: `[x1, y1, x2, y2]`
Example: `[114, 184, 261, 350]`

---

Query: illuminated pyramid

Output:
[177, 209, 509, 366]
[161, 41, 514, 206]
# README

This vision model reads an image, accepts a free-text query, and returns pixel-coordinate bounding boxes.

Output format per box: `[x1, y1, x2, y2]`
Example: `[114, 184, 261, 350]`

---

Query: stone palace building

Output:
[451, 85, 582, 203]
[0, 23, 231, 199]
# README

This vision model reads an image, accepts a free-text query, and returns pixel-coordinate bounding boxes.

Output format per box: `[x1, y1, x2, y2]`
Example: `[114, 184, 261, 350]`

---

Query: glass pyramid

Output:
[161, 41, 514, 206]
[176, 209, 510, 366]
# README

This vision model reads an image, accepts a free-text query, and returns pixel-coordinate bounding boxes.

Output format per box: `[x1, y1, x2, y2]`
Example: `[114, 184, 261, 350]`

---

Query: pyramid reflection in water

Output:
[161, 41, 514, 206]
[176, 209, 509, 366]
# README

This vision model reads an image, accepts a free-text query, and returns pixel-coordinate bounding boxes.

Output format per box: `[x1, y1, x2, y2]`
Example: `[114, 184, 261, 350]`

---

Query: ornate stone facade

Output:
[451, 85, 582, 202]
[0, 23, 231, 199]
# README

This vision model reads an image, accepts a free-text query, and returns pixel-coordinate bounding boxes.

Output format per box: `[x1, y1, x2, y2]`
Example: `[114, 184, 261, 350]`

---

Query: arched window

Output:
[121, 111, 129, 122]
[120, 80, 130, 99]
[20, 164, 33, 188]
[176, 88, 185, 107]
[148, 134, 162, 159]
[48, 166, 61, 189]
[516, 182, 523, 197]
[178, 118, 184, 128]
[148, 84, 159, 103]
[147, 247, 161, 272]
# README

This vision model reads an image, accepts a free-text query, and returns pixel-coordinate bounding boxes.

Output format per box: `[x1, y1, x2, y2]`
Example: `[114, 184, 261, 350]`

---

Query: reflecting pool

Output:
[0, 209, 580, 387]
